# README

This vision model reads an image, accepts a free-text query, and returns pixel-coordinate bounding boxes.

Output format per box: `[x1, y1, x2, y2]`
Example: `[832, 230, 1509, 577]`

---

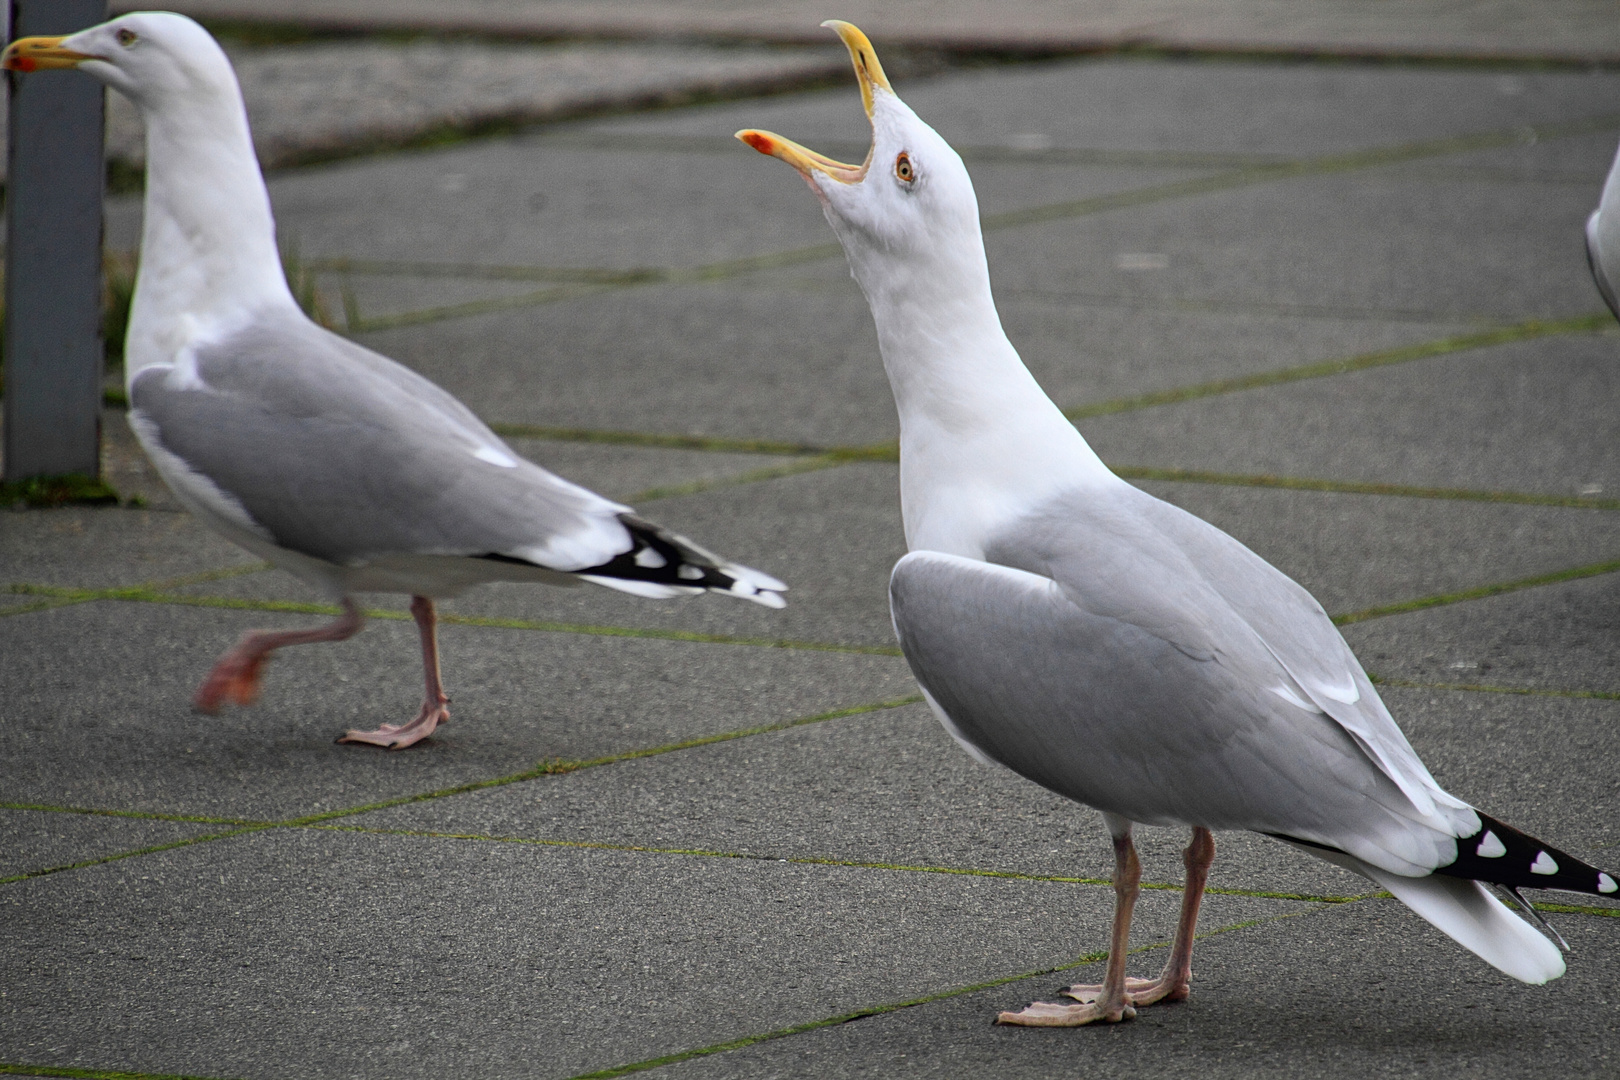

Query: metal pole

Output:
[3, 0, 107, 482]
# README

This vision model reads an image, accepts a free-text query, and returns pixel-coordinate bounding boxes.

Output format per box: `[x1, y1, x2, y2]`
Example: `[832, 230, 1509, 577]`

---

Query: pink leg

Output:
[194, 598, 364, 714]
[998, 830, 1143, 1027]
[1061, 827, 1215, 1008]
[337, 595, 450, 750]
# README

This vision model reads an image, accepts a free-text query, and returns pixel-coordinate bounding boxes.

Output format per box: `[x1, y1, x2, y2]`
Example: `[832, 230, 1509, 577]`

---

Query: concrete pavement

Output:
[3, 12, 1620, 1080]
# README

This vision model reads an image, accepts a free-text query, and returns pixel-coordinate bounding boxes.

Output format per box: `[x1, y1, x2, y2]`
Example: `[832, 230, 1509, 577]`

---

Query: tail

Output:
[576, 514, 786, 608]
[1286, 813, 1615, 984]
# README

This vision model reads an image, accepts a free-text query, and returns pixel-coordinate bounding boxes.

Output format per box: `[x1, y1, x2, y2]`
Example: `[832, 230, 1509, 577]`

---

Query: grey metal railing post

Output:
[3, 0, 107, 482]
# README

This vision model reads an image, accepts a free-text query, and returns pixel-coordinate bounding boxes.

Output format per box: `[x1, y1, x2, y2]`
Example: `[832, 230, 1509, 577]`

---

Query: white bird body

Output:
[741, 22, 1615, 1019]
[4, 14, 784, 748]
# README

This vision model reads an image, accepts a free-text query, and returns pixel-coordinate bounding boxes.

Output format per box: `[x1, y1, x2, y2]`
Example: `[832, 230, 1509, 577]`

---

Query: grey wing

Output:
[1124, 490, 1475, 829]
[130, 317, 632, 570]
[889, 548, 1461, 876]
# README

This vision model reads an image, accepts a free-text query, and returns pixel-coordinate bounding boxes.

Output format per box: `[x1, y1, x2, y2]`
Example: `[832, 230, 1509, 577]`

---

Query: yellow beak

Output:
[736, 20, 893, 184]
[1, 35, 98, 72]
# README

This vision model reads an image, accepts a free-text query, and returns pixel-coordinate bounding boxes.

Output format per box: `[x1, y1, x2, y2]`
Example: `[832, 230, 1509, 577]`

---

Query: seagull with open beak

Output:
[738, 20, 1617, 1027]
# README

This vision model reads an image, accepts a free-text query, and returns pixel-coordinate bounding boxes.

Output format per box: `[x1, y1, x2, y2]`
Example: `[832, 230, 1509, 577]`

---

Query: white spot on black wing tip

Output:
[1437, 811, 1610, 896]
[1599, 872, 1618, 894]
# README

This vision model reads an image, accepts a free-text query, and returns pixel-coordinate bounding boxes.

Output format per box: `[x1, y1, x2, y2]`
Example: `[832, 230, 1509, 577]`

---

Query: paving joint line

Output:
[1368, 676, 1619, 702]
[1332, 559, 1620, 625]
[563, 907, 1330, 1080]
[1, 585, 908, 655]
[0, 1065, 241, 1080]
[0, 697, 921, 885]
[314, 114, 1620, 330]
[301, 819, 1372, 904]
[10, 560, 1617, 663]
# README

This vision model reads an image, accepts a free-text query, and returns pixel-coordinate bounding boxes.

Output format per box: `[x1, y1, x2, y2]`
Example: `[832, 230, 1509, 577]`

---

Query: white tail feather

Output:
[1289, 842, 1566, 984]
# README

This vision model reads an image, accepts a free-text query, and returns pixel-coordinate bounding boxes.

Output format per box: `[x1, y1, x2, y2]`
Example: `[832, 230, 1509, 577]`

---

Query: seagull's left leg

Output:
[1061, 826, 1214, 1007]
[194, 598, 365, 713]
[338, 596, 450, 749]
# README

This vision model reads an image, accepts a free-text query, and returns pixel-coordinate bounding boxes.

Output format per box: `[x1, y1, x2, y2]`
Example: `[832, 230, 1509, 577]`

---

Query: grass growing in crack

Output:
[1333, 559, 1620, 625]
[564, 909, 1321, 1079]
[0, 827, 271, 886]
[288, 694, 924, 827]
[1066, 312, 1615, 422]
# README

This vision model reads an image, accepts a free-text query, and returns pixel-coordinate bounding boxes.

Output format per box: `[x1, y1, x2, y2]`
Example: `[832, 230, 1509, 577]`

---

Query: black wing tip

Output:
[572, 514, 783, 601]
[1435, 812, 1618, 898]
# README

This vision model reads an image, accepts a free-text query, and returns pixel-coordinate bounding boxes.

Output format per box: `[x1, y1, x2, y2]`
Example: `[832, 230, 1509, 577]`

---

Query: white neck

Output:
[843, 223, 1117, 557]
[123, 84, 298, 379]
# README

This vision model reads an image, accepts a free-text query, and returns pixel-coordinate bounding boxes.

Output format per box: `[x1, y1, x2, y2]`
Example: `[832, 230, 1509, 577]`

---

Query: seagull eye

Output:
[116, 28, 139, 47]
[894, 152, 915, 184]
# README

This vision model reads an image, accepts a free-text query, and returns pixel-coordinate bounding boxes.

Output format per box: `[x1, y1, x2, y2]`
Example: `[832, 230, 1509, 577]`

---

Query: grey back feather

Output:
[129, 316, 630, 570]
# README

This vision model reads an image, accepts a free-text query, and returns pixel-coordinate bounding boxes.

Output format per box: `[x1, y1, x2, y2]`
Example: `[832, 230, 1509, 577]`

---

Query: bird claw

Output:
[1060, 975, 1183, 1006]
[997, 999, 1136, 1027]
[337, 701, 449, 749]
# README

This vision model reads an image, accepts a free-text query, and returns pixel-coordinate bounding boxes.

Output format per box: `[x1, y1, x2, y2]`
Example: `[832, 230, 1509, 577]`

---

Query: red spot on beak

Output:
[13, 56, 38, 72]
[740, 132, 774, 155]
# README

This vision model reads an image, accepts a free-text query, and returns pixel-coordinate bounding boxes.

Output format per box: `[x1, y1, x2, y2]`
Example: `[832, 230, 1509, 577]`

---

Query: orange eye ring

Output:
[894, 152, 915, 183]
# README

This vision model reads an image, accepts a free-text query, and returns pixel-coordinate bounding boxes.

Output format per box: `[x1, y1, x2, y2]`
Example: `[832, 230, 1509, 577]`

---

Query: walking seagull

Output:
[3, 13, 784, 750]
[739, 21, 1616, 1024]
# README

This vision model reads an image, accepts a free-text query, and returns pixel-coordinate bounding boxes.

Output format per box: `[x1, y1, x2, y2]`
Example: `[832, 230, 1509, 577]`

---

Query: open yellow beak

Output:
[1, 35, 98, 72]
[736, 20, 893, 184]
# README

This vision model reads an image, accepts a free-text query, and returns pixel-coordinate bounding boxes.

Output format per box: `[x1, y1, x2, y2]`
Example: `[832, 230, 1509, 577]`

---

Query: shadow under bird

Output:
[739, 21, 1617, 1024]
[3, 13, 785, 750]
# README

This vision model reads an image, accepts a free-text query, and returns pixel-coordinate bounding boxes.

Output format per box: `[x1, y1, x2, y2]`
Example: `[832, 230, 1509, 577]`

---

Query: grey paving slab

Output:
[593, 56, 1620, 158]
[106, 144, 1206, 273]
[344, 267, 1481, 448]
[986, 167, 1607, 321]
[0, 808, 221, 881]
[0, 826, 1293, 1079]
[1389, 127, 1620, 188]
[0, 599, 915, 818]
[347, 277, 891, 445]
[660, 898, 1620, 1080]
[1386, 686, 1620, 859]
[1082, 333, 1620, 497]
[365, 684, 1619, 906]
[0, 506, 254, 593]
[1342, 571, 1620, 695]
[1136, 480, 1619, 618]
[500, 437, 789, 503]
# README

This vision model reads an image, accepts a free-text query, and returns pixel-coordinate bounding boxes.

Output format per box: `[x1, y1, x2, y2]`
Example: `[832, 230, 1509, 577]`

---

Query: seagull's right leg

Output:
[338, 595, 450, 749]
[997, 824, 1143, 1026]
[1062, 826, 1214, 1007]
[193, 598, 365, 713]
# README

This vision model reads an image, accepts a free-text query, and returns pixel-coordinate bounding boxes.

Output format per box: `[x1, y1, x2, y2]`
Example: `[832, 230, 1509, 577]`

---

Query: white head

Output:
[737, 22, 988, 301]
[2, 12, 238, 111]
